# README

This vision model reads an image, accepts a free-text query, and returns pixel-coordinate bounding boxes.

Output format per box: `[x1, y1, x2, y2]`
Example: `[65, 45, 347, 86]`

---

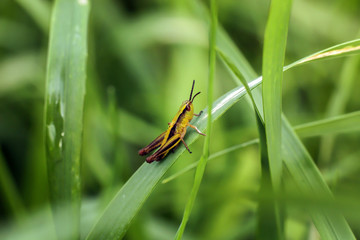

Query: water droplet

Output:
[59, 139, 63, 148]
[47, 123, 56, 144]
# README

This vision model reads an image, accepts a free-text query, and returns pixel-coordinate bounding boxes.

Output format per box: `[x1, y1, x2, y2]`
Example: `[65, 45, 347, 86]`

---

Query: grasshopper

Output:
[139, 80, 206, 163]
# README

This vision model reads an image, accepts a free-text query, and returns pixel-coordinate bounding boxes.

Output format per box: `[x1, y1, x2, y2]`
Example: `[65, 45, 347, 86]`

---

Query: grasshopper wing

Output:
[138, 131, 167, 156]
[146, 134, 181, 163]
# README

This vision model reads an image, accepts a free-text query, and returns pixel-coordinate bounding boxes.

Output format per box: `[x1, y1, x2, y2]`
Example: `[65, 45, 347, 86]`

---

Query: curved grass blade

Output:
[163, 110, 360, 183]
[15, 0, 51, 34]
[295, 111, 360, 137]
[285, 38, 360, 70]
[174, 1, 217, 238]
[262, 0, 292, 193]
[218, 47, 281, 239]
[86, 38, 359, 239]
[162, 140, 258, 184]
[281, 117, 355, 240]
[219, 39, 356, 240]
[85, 81, 261, 240]
[44, 0, 90, 239]
[318, 53, 360, 164]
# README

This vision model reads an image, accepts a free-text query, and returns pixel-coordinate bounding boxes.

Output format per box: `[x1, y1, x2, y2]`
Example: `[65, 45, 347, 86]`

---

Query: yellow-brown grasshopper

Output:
[139, 80, 206, 163]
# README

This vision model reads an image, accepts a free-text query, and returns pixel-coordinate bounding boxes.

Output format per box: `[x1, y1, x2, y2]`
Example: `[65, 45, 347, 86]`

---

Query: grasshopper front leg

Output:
[188, 123, 206, 136]
[193, 110, 203, 117]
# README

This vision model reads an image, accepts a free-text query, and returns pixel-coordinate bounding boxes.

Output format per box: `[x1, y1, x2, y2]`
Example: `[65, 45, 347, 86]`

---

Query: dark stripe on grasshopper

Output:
[146, 134, 181, 163]
[138, 131, 166, 156]
[168, 106, 188, 139]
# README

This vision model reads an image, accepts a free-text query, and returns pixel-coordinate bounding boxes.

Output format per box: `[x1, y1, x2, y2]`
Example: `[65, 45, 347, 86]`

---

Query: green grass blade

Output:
[285, 38, 360, 70]
[85, 78, 261, 240]
[44, 0, 90, 239]
[15, 0, 51, 34]
[216, 28, 258, 82]
[162, 110, 360, 183]
[295, 111, 360, 137]
[262, 0, 292, 192]
[281, 117, 355, 240]
[255, 113, 280, 240]
[217, 28, 355, 239]
[174, 1, 217, 238]
[261, 0, 292, 238]
[0, 150, 26, 221]
[218, 47, 280, 239]
[318, 53, 360, 164]
[218, 50, 259, 115]
[162, 140, 258, 184]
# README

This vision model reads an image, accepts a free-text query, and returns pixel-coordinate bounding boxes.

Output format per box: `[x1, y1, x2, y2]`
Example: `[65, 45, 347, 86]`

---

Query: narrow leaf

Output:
[175, 0, 217, 238]
[86, 76, 260, 240]
[295, 111, 360, 137]
[219, 48, 281, 240]
[262, 0, 292, 193]
[285, 39, 360, 70]
[281, 117, 355, 239]
[162, 110, 360, 183]
[261, 0, 292, 238]
[217, 15, 355, 238]
[0, 150, 26, 220]
[44, 0, 90, 239]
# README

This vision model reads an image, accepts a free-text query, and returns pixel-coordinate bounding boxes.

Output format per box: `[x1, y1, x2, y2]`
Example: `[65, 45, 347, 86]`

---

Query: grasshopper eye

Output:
[186, 105, 191, 111]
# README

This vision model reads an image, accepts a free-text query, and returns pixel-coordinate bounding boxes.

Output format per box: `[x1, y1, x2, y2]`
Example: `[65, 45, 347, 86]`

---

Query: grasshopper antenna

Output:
[191, 92, 201, 102]
[189, 80, 195, 101]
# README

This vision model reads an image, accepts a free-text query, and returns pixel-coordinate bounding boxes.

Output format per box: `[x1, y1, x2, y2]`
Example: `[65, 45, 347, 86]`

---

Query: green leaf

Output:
[85, 72, 260, 240]
[219, 46, 281, 240]
[162, 139, 258, 184]
[175, 0, 217, 239]
[0, 150, 26, 221]
[215, 10, 356, 238]
[318, 54, 360, 164]
[262, 0, 292, 192]
[44, 0, 90, 239]
[162, 110, 360, 183]
[15, 0, 51, 34]
[219, 35, 356, 240]
[285, 39, 360, 70]
[295, 111, 360, 137]
[261, 0, 292, 238]
[281, 117, 354, 240]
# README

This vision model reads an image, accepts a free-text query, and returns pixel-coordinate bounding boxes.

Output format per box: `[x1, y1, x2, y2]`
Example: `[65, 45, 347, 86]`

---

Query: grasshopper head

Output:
[178, 80, 201, 116]
[181, 100, 194, 113]
[179, 80, 201, 113]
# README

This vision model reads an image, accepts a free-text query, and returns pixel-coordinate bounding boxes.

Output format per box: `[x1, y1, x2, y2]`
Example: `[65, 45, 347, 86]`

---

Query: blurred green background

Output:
[1, 0, 360, 239]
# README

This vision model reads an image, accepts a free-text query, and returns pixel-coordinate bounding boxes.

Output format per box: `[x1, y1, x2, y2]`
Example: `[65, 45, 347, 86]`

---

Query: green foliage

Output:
[1, 0, 360, 240]
[175, 0, 217, 239]
[44, 0, 90, 239]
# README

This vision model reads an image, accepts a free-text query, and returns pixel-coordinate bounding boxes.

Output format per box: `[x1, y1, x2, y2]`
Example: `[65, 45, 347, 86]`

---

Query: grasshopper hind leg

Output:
[146, 134, 181, 163]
